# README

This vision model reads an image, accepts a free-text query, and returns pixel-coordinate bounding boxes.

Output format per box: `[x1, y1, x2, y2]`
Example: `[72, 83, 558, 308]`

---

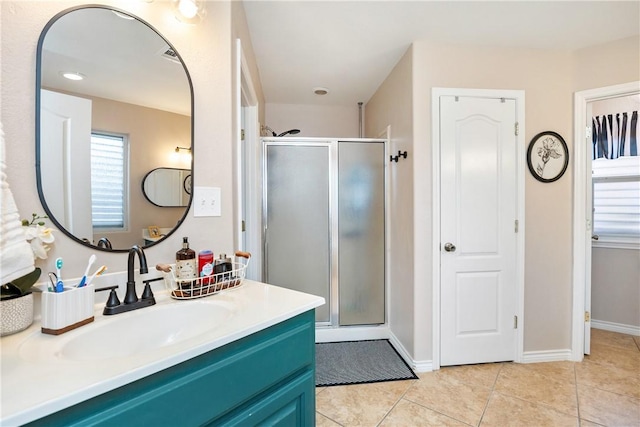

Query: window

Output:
[91, 132, 128, 230]
[592, 156, 640, 248]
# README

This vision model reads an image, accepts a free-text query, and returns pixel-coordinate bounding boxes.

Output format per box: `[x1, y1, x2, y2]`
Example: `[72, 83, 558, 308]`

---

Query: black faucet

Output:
[96, 237, 112, 249]
[103, 245, 156, 315]
[125, 245, 147, 304]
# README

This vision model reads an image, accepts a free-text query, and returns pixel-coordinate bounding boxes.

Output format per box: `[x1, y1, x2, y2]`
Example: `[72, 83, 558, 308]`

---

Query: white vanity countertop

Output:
[0, 280, 324, 426]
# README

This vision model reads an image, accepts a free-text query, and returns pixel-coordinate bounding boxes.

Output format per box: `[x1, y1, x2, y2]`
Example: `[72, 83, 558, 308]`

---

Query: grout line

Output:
[396, 371, 475, 426]
[375, 378, 418, 426]
[476, 362, 504, 426]
[574, 360, 582, 424]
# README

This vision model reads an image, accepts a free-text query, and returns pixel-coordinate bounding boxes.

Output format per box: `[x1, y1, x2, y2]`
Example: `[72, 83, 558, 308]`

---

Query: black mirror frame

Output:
[142, 167, 191, 208]
[35, 5, 194, 252]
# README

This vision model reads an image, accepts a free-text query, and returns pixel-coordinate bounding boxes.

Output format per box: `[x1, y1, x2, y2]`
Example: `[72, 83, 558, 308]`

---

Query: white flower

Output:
[22, 215, 55, 260]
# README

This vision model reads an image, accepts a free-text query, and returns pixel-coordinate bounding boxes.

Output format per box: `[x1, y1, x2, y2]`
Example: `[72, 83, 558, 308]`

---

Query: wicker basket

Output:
[158, 251, 250, 300]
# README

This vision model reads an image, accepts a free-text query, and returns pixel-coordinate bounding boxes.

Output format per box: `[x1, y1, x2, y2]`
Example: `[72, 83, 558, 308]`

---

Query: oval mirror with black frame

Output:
[35, 6, 194, 252]
[142, 168, 191, 207]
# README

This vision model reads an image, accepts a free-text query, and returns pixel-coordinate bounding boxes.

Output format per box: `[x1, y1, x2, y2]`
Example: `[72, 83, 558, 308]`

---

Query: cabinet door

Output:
[25, 311, 315, 427]
[211, 371, 315, 427]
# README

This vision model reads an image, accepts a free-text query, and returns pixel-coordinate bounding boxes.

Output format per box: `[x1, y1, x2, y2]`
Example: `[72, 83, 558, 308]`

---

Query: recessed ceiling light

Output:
[314, 87, 329, 96]
[61, 72, 85, 81]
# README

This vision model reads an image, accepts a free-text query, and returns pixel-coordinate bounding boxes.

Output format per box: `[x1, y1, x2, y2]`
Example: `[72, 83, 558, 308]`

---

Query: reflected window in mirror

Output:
[36, 6, 194, 252]
[91, 132, 128, 231]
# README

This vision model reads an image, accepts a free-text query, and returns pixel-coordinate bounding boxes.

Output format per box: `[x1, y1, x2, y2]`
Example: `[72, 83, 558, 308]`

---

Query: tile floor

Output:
[315, 329, 640, 426]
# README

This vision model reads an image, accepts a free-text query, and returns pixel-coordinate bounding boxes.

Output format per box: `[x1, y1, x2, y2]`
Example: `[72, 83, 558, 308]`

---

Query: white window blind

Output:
[91, 133, 128, 230]
[592, 157, 640, 247]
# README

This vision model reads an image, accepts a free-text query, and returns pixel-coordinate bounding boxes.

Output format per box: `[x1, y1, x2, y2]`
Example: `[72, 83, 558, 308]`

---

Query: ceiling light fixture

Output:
[61, 72, 85, 81]
[174, 0, 205, 24]
[314, 87, 329, 96]
[178, 0, 198, 18]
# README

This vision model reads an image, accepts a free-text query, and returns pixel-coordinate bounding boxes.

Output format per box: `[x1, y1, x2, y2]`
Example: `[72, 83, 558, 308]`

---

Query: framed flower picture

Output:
[526, 131, 569, 183]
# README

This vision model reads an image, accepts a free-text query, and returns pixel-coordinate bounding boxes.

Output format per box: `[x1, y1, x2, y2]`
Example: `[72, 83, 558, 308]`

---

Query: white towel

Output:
[0, 122, 35, 285]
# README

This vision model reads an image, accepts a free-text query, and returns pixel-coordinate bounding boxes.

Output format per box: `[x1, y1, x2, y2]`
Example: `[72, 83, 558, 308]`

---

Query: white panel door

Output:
[440, 95, 518, 366]
[41, 90, 92, 240]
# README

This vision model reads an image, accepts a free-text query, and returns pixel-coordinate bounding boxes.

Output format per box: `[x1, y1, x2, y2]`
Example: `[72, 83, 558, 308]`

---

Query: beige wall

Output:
[1, 0, 260, 279]
[369, 41, 576, 361]
[416, 42, 575, 358]
[367, 36, 639, 362]
[365, 47, 415, 355]
[572, 36, 640, 92]
[266, 103, 360, 138]
[592, 247, 640, 327]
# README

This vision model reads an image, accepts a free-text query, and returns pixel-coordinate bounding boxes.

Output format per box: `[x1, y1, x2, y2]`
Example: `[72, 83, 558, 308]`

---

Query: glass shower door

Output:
[264, 143, 332, 323]
[338, 141, 385, 325]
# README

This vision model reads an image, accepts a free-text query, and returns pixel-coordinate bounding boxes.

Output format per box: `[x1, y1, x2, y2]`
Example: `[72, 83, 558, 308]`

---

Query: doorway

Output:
[432, 88, 525, 369]
[571, 81, 640, 359]
[236, 39, 261, 281]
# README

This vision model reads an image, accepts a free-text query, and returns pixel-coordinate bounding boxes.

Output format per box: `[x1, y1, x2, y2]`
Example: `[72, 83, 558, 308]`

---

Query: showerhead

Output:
[277, 129, 301, 137]
[264, 126, 277, 137]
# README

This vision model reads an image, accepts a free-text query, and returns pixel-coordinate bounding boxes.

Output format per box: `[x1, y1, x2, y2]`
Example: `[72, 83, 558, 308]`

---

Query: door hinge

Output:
[585, 126, 592, 140]
[585, 311, 591, 322]
[514, 122, 519, 136]
[241, 220, 246, 232]
[514, 315, 518, 329]
[515, 219, 519, 233]
[241, 129, 245, 141]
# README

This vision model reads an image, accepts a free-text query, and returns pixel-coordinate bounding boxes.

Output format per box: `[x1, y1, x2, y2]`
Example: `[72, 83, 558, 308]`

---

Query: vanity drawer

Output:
[26, 310, 316, 426]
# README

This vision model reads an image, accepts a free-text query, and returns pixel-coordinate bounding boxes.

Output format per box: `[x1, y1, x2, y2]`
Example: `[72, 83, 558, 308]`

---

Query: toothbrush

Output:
[86, 265, 107, 286]
[54, 257, 64, 292]
[77, 254, 96, 287]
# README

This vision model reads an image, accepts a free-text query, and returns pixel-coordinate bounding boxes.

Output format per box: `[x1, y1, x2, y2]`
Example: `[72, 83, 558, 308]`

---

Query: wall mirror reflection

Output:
[142, 168, 191, 208]
[36, 6, 194, 251]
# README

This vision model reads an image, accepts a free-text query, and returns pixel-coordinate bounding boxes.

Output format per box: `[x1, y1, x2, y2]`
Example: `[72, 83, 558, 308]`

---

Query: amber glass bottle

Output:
[176, 237, 196, 287]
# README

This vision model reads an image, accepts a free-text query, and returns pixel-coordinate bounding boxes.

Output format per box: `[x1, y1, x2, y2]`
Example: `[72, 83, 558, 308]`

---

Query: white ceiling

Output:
[243, 1, 640, 107]
[41, 7, 191, 116]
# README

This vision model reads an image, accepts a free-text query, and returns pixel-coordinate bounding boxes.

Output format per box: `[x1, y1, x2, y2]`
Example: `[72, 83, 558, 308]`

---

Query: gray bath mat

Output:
[315, 339, 418, 387]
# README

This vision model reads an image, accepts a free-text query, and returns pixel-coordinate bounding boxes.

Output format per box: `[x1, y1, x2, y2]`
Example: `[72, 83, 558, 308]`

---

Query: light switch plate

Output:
[193, 186, 221, 217]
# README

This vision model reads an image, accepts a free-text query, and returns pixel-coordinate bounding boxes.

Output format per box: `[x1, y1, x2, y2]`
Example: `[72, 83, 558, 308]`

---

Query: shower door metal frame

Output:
[262, 137, 388, 329]
[262, 139, 339, 327]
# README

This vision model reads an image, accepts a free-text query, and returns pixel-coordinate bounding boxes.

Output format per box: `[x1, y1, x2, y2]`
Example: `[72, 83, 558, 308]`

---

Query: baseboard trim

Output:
[592, 319, 640, 336]
[521, 349, 573, 364]
[315, 325, 390, 343]
[389, 332, 433, 373]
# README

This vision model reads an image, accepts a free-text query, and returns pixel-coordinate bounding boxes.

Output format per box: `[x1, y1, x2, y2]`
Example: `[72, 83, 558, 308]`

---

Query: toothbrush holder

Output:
[41, 285, 95, 335]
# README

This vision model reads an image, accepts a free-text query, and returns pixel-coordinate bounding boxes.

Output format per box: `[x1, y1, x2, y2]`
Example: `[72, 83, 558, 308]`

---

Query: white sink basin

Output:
[19, 299, 235, 362]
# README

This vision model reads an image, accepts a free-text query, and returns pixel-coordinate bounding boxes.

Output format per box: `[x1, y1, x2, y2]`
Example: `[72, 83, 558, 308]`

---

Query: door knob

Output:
[444, 243, 456, 252]
[592, 235, 599, 241]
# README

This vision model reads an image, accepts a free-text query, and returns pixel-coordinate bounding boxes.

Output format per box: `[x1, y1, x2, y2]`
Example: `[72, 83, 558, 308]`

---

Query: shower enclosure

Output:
[263, 138, 385, 327]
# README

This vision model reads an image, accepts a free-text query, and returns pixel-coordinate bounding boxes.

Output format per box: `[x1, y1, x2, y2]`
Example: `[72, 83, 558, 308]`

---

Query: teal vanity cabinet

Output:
[26, 311, 316, 426]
